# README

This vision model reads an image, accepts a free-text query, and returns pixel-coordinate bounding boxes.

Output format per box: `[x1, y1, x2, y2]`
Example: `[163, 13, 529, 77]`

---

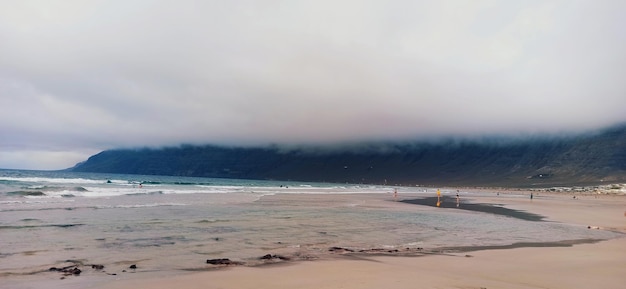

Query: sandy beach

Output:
[92, 191, 626, 289]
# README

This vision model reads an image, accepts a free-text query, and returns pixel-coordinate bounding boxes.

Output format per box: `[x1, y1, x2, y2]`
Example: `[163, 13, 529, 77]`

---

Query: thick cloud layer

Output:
[1, 0, 625, 169]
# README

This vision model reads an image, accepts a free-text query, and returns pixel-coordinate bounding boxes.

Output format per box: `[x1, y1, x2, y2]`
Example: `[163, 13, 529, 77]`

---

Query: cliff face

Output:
[71, 125, 626, 187]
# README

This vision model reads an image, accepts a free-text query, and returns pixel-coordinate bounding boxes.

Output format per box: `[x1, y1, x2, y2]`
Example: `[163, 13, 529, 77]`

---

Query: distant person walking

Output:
[393, 188, 398, 201]
[456, 193, 460, 207]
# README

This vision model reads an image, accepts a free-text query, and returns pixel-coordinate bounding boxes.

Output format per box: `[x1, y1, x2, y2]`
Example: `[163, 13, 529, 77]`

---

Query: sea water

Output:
[0, 169, 621, 288]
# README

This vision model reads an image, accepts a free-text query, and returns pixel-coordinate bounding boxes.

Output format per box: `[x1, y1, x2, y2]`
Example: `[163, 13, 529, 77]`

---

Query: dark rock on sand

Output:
[259, 254, 290, 261]
[206, 258, 243, 265]
[329, 247, 355, 253]
[358, 248, 400, 253]
[49, 266, 82, 275]
[129, 264, 137, 269]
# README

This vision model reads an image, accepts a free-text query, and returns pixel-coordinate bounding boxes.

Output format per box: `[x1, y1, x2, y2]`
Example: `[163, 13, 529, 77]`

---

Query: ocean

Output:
[0, 169, 621, 288]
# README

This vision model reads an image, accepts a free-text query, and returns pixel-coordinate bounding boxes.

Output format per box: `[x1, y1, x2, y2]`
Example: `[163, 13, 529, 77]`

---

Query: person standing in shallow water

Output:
[436, 189, 441, 207]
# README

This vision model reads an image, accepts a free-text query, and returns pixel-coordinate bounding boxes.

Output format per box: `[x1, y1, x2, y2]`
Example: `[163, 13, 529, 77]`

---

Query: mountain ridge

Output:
[71, 125, 626, 187]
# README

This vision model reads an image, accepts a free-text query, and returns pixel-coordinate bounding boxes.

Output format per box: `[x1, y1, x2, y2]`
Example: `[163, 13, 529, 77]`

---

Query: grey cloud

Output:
[1, 0, 625, 169]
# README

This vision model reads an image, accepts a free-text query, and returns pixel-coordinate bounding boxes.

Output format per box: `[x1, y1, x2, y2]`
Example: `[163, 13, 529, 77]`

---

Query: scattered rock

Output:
[206, 258, 243, 265]
[50, 266, 82, 275]
[129, 264, 137, 269]
[259, 254, 290, 261]
[329, 247, 354, 253]
[70, 268, 82, 275]
[91, 264, 105, 270]
[358, 248, 399, 253]
[329, 246, 428, 256]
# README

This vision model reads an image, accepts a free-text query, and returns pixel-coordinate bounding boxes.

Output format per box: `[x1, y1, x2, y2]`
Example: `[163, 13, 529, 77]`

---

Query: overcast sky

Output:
[1, 0, 625, 170]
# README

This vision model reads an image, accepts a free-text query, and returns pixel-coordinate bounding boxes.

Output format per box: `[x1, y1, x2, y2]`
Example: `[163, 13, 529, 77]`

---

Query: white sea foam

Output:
[95, 203, 187, 209]
[0, 176, 108, 184]
[0, 200, 23, 204]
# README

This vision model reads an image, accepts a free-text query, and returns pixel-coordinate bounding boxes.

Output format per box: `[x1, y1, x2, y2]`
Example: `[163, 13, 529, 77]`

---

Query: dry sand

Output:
[96, 191, 626, 289]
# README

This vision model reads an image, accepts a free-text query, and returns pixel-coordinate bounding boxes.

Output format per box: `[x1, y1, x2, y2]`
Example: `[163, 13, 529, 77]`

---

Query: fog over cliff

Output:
[2, 1, 625, 169]
[71, 124, 626, 187]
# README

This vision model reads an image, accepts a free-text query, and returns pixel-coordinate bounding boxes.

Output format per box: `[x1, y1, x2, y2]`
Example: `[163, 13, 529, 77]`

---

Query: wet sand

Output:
[401, 196, 545, 221]
[99, 239, 626, 289]
[93, 191, 626, 289]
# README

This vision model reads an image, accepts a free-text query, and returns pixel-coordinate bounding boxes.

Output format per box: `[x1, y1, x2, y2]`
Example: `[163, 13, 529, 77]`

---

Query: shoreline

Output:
[6, 190, 625, 289]
[92, 191, 625, 289]
[94, 238, 626, 289]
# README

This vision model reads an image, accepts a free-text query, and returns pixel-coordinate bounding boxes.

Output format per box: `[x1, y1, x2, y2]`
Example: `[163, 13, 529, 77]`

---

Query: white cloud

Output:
[0, 149, 98, 170]
[1, 0, 625, 169]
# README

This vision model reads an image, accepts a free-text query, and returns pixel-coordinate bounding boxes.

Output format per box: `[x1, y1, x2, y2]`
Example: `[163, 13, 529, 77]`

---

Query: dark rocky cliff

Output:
[71, 125, 626, 187]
